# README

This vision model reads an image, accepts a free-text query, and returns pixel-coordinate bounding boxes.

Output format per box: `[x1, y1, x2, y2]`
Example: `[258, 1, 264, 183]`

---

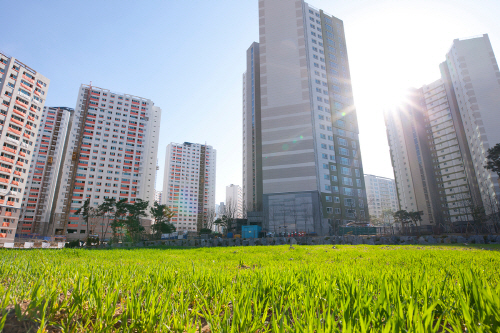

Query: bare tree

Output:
[205, 208, 216, 232]
[381, 209, 394, 226]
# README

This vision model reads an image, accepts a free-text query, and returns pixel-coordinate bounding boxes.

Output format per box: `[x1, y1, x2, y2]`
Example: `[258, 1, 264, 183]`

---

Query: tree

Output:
[214, 215, 235, 234]
[111, 198, 129, 242]
[485, 143, 500, 177]
[393, 210, 410, 232]
[150, 202, 176, 239]
[204, 208, 216, 233]
[408, 211, 422, 227]
[381, 209, 394, 226]
[369, 215, 383, 226]
[74, 198, 97, 246]
[97, 198, 116, 244]
[471, 205, 488, 234]
[124, 199, 149, 242]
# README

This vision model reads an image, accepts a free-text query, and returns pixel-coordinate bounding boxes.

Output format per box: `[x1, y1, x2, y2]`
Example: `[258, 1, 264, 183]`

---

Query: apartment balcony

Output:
[30, 107, 37, 113]
[15, 100, 28, 109]
[0, 156, 14, 164]
[16, 161, 23, 166]
[10, 118, 24, 126]
[2, 146, 16, 154]
[34, 91, 40, 96]
[8, 128, 21, 135]
[22, 75, 34, 84]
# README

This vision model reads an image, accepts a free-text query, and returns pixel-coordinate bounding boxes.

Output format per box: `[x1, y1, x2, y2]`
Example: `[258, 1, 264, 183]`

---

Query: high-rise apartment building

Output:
[442, 35, 500, 214]
[243, 42, 263, 213]
[364, 174, 398, 221]
[386, 34, 500, 225]
[18, 107, 74, 237]
[51, 84, 161, 239]
[162, 142, 216, 232]
[226, 184, 243, 218]
[0, 52, 50, 243]
[243, 0, 368, 235]
[385, 90, 444, 225]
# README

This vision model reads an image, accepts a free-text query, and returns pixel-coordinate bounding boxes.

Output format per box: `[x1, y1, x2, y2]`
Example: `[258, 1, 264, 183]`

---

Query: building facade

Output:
[154, 190, 162, 204]
[243, 0, 368, 235]
[384, 90, 444, 225]
[243, 42, 263, 213]
[162, 142, 216, 232]
[51, 84, 161, 240]
[385, 35, 500, 225]
[364, 174, 398, 222]
[18, 107, 73, 237]
[0, 52, 50, 243]
[226, 184, 243, 218]
[443, 35, 500, 214]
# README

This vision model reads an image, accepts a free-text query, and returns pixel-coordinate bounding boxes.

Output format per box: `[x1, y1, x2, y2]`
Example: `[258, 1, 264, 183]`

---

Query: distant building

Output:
[364, 175, 398, 222]
[0, 52, 50, 243]
[18, 107, 73, 237]
[226, 184, 243, 218]
[217, 202, 225, 217]
[154, 190, 162, 204]
[162, 142, 216, 232]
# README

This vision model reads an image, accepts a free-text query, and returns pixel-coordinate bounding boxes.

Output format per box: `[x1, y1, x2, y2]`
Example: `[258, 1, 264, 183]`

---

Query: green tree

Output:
[408, 211, 422, 227]
[111, 198, 128, 242]
[150, 202, 176, 239]
[485, 143, 500, 177]
[393, 210, 410, 231]
[214, 215, 233, 234]
[124, 199, 149, 242]
[97, 198, 116, 244]
[471, 205, 488, 234]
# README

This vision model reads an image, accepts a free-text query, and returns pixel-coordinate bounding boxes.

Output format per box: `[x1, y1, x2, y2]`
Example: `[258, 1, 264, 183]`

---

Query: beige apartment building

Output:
[243, 0, 369, 235]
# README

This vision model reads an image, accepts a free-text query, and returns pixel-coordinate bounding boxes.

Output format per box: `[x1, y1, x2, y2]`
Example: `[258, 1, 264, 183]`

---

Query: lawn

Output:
[1, 245, 499, 332]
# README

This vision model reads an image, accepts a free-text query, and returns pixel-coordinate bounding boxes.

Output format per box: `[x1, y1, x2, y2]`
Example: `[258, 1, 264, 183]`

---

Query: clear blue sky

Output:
[2, 0, 499, 204]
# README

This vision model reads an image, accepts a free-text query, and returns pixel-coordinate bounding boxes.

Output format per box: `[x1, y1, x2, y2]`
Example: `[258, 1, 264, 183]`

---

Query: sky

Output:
[1, 0, 499, 204]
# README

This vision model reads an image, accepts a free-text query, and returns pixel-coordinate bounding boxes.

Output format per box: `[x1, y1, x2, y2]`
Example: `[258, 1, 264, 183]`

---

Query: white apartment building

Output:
[51, 84, 161, 239]
[444, 35, 500, 214]
[226, 184, 243, 218]
[386, 35, 500, 226]
[364, 174, 398, 221]
[243, 0, 368, 235]
[162, 142, 216, 232]
[154, 190, 162, 204]
[18, 107, 73, 236]
[0, 52, 50, 243]
[422, 79, 477, 222]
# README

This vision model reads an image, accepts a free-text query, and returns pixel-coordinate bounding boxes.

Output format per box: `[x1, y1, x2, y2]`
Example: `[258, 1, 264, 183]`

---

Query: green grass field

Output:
[1, 245, 500, 332]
